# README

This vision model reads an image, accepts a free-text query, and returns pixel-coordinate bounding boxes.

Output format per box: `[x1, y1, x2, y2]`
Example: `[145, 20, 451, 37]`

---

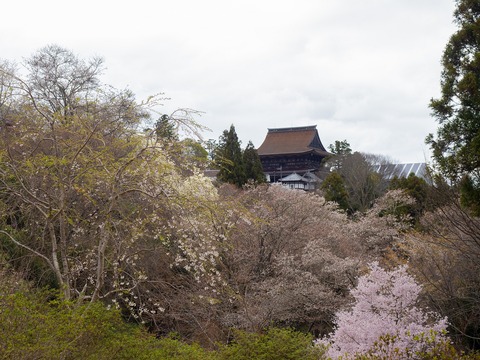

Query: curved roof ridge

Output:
[257, 125, 329, 156]
[267, 125, 317, 133]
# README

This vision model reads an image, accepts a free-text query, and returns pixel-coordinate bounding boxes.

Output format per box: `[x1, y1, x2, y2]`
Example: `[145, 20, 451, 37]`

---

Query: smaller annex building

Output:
[257, 125, 330, 183]
[276, 172, 320, 191]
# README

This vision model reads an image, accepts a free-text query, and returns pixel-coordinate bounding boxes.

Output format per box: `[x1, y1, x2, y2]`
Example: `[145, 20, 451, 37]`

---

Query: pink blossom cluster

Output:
[318, 262, 448, 359]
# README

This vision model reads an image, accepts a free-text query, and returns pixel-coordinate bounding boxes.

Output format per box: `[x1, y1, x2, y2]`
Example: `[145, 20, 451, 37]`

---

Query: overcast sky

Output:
[2, 1, 457, 163]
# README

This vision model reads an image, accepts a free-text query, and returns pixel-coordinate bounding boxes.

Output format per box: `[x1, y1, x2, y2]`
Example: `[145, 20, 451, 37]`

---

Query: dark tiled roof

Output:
[279, 172, 318, 183]
[257, 126, 330, 156]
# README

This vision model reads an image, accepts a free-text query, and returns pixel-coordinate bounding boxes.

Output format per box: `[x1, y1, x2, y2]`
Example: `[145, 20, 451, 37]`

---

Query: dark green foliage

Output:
[215, 128, 265, 186]
[321, 172, 350, 212]
[243, 141, 265, 184]
[156, 114, 178, 141]
[322, 140, 353, 212]
[0, 287, 216, 360]
[0, 289, 132, 359]
[216, 125, 247, 187]
[218, 328, 325, 360]
[460, 174, 480, 215]
[0, 280, 326, 359]
[427, 0, 480, 215]
[324, 139, 352, 171]
[328, 139, 352, 156]
[390, 174, 429, 205]
[389, 173, 432, 224]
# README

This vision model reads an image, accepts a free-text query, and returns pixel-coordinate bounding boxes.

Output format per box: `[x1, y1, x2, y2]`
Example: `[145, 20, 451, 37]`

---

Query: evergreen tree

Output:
[243, 141, 265, 184]
[427, 0, 480, 215]
[321, 172, 350, 212]
[155, 114, 178, 141]
[325, 139, 352, 171]
[389, 173, 432, 224]
[328, 139, 352, 155]
[216, 125, 246, 187]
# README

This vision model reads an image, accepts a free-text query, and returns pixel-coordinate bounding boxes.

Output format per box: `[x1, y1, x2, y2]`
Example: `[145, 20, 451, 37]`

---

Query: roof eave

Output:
[259, 149, 330, 157]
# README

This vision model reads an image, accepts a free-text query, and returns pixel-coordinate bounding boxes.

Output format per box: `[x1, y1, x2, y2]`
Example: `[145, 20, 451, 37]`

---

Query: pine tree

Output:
[155, 114, 178, 141]
[321, 172, 350, 212]
[427, 0, 480, 215]
[243, 141, 265, 184]
[216, 124, 246, 187]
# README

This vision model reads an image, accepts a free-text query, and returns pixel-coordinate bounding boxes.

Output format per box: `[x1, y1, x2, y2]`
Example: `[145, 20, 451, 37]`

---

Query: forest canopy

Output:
[1, 17, 480, 357]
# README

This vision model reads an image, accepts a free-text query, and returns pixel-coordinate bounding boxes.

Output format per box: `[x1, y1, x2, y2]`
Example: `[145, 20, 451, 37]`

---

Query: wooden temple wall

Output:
[260, 154, 324, 173]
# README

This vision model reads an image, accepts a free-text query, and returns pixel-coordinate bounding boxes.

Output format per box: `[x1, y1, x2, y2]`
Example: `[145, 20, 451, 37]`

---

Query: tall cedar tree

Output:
[321, 140, 351, 212]
[243, 141, 265, 184]
[216, 125, 247, 187]
[155, 114, 178, 141]
[427, 0, 480, 215]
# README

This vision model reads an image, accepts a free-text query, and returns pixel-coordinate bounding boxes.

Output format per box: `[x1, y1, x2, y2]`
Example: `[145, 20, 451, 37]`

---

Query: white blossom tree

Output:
[219, 185, 360, 333]
[0, 46, 224, 327]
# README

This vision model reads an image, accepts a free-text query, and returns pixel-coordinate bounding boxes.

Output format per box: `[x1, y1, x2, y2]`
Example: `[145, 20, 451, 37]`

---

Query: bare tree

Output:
[406, 191, 480, 349]
[323, 152, 391, 214]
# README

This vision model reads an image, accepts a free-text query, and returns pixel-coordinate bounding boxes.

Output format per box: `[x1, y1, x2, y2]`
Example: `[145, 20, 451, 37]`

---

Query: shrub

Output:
[0, 288, 216, 359]
[218, 327, 325, 360]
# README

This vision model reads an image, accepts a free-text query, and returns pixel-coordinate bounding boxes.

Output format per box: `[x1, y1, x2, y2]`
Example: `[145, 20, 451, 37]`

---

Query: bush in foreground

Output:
[0, 288, 214, 360]
[218, 327, 325, 360]
[2, 283, 479, 359]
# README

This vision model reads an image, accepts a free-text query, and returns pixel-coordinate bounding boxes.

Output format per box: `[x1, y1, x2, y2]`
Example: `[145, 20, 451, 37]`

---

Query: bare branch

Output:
[0, 230, 53, 270]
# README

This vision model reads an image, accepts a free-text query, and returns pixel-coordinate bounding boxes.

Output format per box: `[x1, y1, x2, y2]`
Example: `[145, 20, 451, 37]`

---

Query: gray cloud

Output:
[1, 0, 456, 163]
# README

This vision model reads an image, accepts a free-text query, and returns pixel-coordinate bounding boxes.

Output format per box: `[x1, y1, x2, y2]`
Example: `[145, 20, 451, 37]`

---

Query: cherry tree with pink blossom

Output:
[318, 262, 448, 359]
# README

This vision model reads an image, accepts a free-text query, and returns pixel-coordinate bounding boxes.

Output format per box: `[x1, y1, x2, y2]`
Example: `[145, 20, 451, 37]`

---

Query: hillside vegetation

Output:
[1, 3, 480, 354]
